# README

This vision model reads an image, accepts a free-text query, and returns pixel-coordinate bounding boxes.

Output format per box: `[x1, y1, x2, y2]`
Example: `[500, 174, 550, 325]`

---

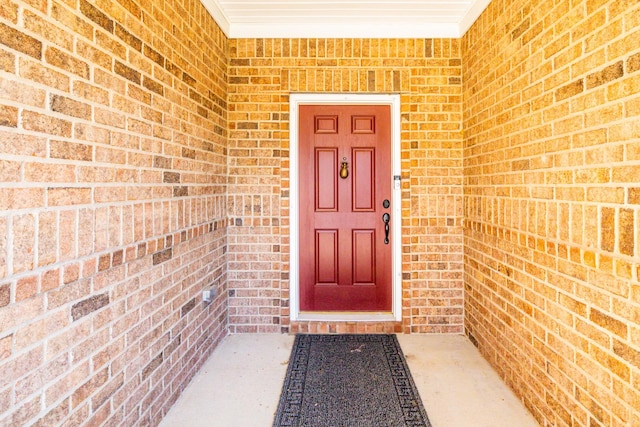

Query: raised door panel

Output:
[352, 229, 375, 284]
[352, 148, 375, 212]
[315, 148, 338, 212]
[315, 230, 338, 284]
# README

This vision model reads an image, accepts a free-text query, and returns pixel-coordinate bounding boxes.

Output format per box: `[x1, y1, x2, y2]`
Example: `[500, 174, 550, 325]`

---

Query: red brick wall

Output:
[0, 0, 228, 425]
[227, 39, 465, 334]
[463, 0, 640, 425]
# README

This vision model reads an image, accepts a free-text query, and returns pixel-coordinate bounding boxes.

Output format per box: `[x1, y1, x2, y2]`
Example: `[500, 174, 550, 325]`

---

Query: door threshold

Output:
[297, 312, 396, 322]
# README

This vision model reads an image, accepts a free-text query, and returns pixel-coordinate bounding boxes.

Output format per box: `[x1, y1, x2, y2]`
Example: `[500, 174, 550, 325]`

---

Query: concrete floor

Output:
[160, 334, 539, 427]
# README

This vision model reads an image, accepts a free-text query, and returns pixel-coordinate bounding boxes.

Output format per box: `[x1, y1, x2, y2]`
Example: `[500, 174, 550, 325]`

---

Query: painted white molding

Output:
[201, 0, 492, 39]
[227, 22, 459, 39]
[200, 0, 231, 36]
[289, 93, 402, 323]
[458, 0, 492, 36]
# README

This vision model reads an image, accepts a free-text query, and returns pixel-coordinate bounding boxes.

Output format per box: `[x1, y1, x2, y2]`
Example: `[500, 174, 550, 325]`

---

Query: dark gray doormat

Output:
[273, 334, 432, 427]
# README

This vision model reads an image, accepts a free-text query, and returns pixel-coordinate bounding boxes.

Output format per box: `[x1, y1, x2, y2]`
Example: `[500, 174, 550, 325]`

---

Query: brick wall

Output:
[0, 0, 228, 425]
[463, 0, 640, 426]
[227, 38, 465, 334]
[6, 0, 637, 424]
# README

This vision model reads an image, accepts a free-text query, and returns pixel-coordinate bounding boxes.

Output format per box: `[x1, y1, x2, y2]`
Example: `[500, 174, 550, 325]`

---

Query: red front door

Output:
[299, 104, 392, 312]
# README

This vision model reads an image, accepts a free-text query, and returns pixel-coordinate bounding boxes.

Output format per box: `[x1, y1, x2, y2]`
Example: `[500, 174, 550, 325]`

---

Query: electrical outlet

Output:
[202, 288, 216, 303]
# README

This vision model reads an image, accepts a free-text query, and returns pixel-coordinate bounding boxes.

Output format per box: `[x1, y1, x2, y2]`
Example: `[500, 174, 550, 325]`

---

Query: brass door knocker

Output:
[339, 157, 349, 179]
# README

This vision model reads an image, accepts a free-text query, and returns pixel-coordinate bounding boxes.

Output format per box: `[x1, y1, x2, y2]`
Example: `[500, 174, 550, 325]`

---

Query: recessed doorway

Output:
[289, 93, 402, 322]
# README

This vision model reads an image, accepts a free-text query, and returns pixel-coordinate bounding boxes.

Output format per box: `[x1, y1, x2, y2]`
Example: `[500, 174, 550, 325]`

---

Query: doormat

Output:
[273, 334, 432, 427]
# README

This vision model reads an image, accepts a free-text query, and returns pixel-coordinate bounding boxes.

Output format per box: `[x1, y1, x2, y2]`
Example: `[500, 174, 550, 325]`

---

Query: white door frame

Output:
[289, 93, 402, 322]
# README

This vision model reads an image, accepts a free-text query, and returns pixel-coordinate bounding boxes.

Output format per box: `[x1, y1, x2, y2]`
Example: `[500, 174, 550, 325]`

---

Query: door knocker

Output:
[339, 157, 349, 179]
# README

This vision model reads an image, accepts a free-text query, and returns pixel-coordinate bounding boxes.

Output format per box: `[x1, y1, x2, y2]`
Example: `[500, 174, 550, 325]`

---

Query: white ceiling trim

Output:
[200, 0, 492, 39]
[226, 21, 460, 39]
[202, 0, 232, 36]
[458, 0, 492, 36]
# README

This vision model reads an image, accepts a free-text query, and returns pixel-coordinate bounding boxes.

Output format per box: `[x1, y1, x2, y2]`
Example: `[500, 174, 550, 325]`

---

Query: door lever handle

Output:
[382, 213, 390, 244]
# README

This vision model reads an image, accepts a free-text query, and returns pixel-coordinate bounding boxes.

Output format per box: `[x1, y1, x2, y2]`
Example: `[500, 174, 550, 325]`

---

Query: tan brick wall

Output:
[227, 39, 465, 334]
[463, 0, 640, 426]
[0, 0, 228, 425]
[7, 0, 637, 424]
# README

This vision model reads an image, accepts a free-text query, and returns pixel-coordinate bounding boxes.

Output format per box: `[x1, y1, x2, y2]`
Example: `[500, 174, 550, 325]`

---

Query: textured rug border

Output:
[273, 334, 432, 427]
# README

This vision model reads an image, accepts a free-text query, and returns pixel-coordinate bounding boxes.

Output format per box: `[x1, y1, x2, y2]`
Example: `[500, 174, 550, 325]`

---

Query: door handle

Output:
[382, 213, 390, 244]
